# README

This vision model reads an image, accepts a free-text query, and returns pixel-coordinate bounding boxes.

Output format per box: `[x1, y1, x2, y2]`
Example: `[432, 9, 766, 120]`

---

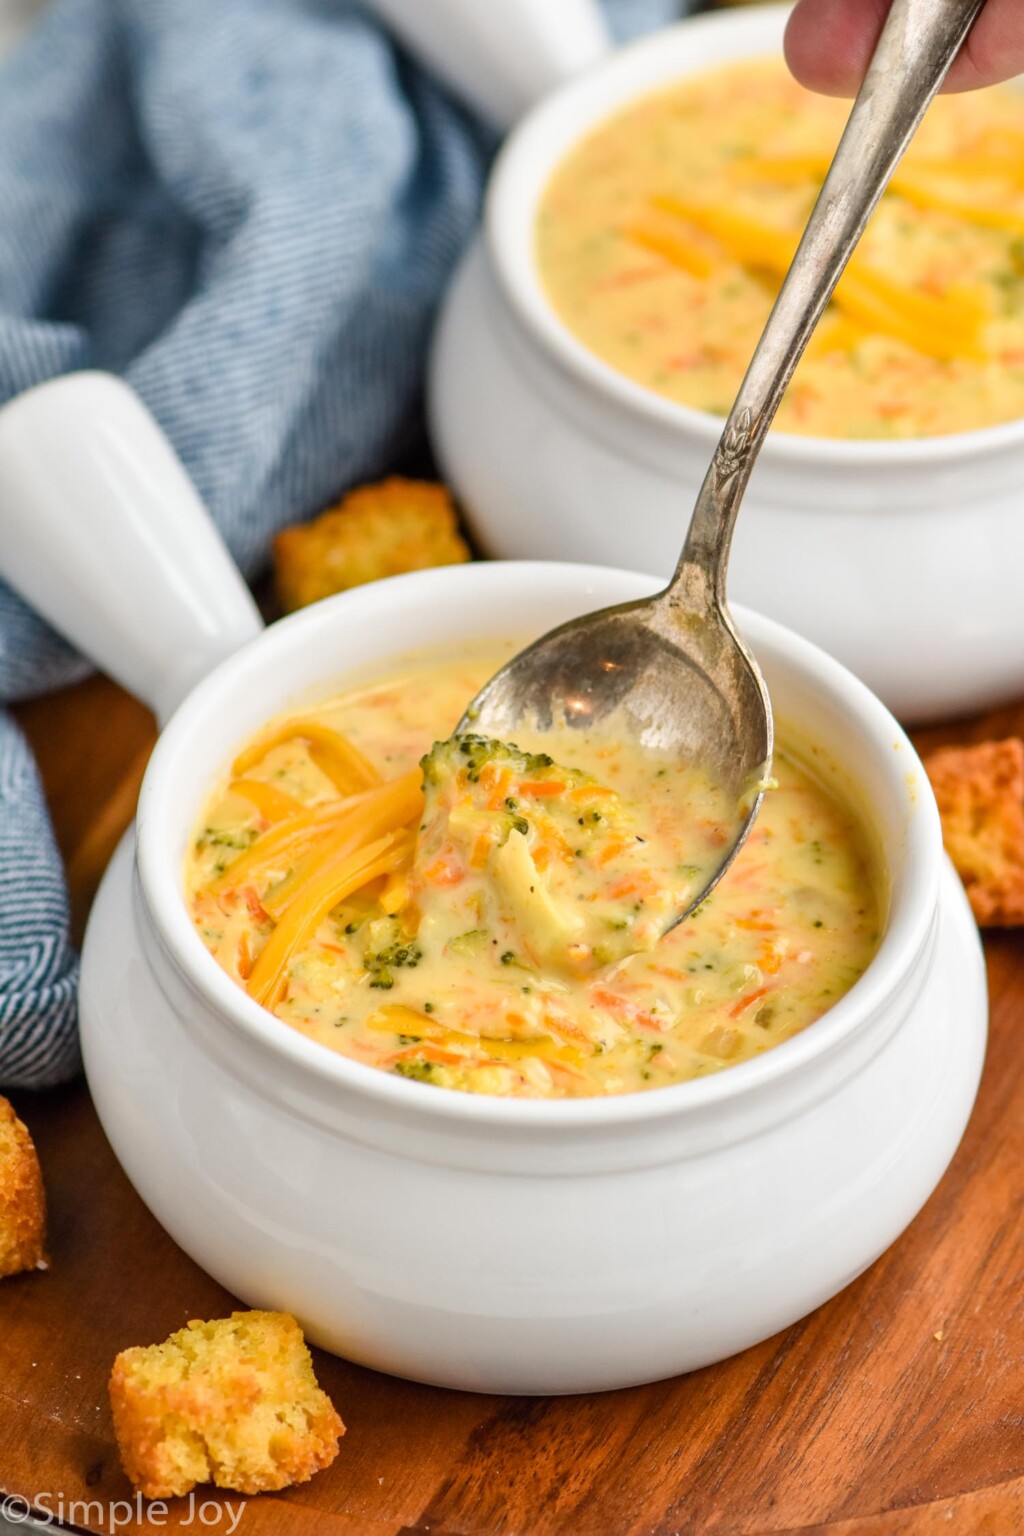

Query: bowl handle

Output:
[0, 371, 263, 726]
[363, 0, 611, 130]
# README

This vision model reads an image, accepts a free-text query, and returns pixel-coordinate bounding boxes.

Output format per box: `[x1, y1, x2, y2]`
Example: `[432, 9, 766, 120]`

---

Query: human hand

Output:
[784, 0, 1022, 95]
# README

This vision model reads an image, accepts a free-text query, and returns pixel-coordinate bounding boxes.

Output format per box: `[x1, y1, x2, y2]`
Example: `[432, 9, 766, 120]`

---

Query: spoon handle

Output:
[671, 0, 986, 611]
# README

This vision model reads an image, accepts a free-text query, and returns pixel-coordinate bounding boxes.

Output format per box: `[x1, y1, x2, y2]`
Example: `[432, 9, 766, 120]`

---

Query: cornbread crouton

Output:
[0, 1095, 46, 1278]
[275, 477, 471, 611]
[109, 1310, 344, 1500]
[924, 737, 1024, 926]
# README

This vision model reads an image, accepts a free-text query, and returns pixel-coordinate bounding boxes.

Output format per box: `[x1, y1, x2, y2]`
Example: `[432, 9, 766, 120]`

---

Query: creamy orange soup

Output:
[185, 648, 882, 1099]
[537, 57, 1024, 438]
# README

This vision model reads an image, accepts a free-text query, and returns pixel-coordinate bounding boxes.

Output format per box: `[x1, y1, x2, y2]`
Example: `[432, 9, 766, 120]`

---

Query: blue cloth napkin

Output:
[0, 0, 686, 1089]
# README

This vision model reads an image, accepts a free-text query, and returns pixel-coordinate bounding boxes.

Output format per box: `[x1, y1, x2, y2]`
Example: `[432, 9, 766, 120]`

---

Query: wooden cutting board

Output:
[3, 673, 1023, 1536]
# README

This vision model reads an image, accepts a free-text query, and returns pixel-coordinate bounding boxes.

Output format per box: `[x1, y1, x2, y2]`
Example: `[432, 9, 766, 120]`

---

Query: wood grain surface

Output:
[2, 673, 1023, 1536]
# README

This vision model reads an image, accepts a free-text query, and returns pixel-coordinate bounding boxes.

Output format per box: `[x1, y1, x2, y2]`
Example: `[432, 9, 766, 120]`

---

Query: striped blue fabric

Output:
[0, 0, 687, 1089]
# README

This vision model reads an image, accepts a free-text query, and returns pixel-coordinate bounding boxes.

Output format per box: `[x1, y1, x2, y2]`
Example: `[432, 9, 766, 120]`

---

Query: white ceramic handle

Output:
[364, 0, 611, 130]
[0, 372, 263, 725]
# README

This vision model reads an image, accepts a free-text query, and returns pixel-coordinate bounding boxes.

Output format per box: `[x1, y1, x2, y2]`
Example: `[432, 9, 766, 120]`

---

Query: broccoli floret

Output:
[421, 734, 559, 788]
[362, 917, 423, 990]
[364, 940, 422, 989]
[392, 1059, 438, 1083]
[197, 826, 258, 853]
[420, 735, 589, 846]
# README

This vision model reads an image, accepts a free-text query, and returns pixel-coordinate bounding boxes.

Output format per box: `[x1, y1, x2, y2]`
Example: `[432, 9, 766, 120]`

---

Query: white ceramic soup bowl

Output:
[0, 374, 987, 1395]
[427, 3, 1024, 726]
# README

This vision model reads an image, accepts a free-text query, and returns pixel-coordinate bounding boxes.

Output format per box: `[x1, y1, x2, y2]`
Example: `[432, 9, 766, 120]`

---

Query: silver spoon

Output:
[460, 0, 984, 925]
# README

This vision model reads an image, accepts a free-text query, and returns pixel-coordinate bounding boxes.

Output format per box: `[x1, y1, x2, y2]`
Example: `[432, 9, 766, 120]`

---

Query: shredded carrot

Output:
[604, 873, 653, 901]
[594, 836, 634, 868]
[724, 862, 767, 891]
[422, 856, 464, 888]
[549, 1059, 593, 1084]
[479, 764, 513, 811]
[595, 263, 663, 291]
[540, 1011, 592, 1048]
[591, 988, 627, 1013]
[631, 1011, 664, 1033]
[237, 932, 253, 981]
[590, 987, 663, 1033]
[537, 825, 575, 869]
[758, 943, 784, 977]
[519, 780, 568, 798]
[469, 832, 493, 871]
[729, 985, 774, 1019]
[243, 887, 271, 923]
[382, 1045, 467, 1068]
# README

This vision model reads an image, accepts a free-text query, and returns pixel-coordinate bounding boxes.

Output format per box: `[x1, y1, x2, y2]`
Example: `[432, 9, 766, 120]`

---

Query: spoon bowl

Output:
[460, 581, 772, 922]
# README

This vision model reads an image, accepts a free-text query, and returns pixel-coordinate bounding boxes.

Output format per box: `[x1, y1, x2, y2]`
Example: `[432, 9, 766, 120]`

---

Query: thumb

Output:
[784, 0, 1024, 96]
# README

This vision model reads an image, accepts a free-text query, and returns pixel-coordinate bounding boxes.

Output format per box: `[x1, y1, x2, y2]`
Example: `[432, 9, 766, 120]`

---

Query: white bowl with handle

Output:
[419, 2, 1024, 725]
[0, 371, 987, 1392]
